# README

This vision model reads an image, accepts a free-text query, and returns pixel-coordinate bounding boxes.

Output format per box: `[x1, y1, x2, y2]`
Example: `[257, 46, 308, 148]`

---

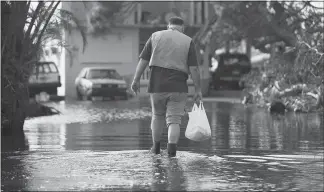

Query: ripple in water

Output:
[25, 104, 152, 127]
[3, 150, 323, 191]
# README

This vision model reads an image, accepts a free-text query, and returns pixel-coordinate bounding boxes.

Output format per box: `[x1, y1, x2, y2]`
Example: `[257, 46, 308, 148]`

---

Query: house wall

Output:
[62, 2, 139, 99]
[64, 28, 139, 99]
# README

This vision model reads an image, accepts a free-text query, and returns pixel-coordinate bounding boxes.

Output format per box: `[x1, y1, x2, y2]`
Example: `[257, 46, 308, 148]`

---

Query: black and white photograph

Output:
[1, 0, 323, 191]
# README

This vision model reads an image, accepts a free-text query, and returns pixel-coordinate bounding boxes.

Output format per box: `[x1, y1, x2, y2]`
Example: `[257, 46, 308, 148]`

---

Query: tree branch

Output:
[25, 1, 44, 41]
[298, 41, 324, 56]
[19, 1, 44, 64]
[286, 2, 308, 16]
[304, 1, 324, 9]
[33, 1, 61, 58]
[258, 4, 298, 47]
[31, 1, 55, 43]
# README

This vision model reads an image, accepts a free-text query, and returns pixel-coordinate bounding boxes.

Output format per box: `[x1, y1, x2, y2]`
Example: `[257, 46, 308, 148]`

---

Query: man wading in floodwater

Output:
[131, 17, 202, 157]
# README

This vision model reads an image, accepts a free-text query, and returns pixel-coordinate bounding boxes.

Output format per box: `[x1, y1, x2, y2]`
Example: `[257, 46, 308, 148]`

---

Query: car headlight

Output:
[92, 84, 101, 88]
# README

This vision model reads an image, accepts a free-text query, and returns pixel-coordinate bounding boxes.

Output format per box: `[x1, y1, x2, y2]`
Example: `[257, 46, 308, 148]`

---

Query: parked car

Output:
[75, 67, 128, 100]
[210, 53, 251, 90]
[28, 62, 61, 97]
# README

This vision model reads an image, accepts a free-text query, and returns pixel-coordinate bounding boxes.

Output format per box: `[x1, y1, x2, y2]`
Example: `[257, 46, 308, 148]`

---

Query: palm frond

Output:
[57, 9, 88, 53]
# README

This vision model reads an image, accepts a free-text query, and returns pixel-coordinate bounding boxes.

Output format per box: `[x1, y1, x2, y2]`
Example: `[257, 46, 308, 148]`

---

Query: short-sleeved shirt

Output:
[139, 36, 199, 93]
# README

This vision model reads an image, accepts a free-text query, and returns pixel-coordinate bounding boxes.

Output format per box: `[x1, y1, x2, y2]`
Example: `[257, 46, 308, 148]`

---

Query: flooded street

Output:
[2, 97, 324, 191]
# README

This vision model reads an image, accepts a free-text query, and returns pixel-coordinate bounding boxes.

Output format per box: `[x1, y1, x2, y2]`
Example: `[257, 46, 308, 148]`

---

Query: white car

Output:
[75, 67, 128, 100]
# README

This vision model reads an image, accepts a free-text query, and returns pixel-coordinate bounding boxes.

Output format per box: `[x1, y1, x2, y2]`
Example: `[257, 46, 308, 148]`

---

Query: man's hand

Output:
[131, 80, 140, 95]
[193, 91, 203, 103]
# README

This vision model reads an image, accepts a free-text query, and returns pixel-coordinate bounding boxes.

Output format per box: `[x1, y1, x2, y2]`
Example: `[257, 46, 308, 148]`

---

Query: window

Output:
[43, 64, 51, 73]
[33, 65, 44, 74]
[48, 63, 58, 73]
[224, 58, 239, 65]
[87, 69, 123, 80]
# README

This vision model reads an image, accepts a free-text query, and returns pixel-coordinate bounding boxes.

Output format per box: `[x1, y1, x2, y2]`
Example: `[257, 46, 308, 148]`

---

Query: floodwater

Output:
[1, 97, 324, 191]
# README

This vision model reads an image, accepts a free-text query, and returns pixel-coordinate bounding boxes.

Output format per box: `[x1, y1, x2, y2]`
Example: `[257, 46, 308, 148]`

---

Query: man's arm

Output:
[189, 66, 201, 92]
[133, 36, 152, 81]
[187, 40, 201, 92]
[133, 59, 149, 81]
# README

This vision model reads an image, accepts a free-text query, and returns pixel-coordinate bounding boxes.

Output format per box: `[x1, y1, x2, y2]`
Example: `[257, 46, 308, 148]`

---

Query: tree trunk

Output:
[1, 77, 29, 151]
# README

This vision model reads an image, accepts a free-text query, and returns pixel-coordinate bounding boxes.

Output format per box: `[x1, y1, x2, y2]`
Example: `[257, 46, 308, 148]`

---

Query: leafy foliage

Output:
[196, 1, 324, 53]
[86, 2, 137, 36]
[195, 1, 324, 112]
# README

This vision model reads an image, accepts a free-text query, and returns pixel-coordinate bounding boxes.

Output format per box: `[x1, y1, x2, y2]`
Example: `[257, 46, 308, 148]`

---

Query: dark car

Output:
[211, 53, 251, 89]
[75, 67, 128, 100]
[28, 62, 61, 97]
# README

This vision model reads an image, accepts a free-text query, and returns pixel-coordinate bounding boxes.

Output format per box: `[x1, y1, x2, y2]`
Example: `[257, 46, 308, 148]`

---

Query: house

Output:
[62, 1, 214, 99]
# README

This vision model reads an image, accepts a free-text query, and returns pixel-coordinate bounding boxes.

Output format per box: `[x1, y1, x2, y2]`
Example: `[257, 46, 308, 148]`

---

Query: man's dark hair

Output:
[168, 17, 184, 25]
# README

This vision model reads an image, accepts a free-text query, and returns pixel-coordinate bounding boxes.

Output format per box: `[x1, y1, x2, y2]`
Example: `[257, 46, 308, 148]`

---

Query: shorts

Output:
[150, 92, 187, 127]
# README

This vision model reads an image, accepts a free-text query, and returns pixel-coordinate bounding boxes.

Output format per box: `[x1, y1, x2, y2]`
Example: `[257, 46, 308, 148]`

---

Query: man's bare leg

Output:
[150, 93, 167, 154]
[150, 114, 165, 154]
[167, 123, 180, 157]
[168, 123, 180, 144]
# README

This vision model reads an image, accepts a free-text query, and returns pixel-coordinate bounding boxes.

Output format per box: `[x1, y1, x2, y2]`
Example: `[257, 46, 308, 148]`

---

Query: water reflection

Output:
[150, 157, 187, 191]
[201, 102, 324, 155]
[21, 100, 323, 155]
[65, 121, 144, 151]
[2, 99, 323, 191]
[24, 124, 66, 151]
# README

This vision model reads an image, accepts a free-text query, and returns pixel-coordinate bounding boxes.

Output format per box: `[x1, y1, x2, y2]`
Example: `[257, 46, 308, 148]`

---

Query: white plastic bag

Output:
[185, 101, 211, 141]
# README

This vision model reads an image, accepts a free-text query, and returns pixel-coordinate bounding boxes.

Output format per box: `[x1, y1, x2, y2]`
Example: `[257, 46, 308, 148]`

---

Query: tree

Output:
[2, 1, 61, 137]
[194, 1, 323, 110]
[86, 1, 137, 36]
[1, 1, 137, 142]
[197, 1, 323, 83]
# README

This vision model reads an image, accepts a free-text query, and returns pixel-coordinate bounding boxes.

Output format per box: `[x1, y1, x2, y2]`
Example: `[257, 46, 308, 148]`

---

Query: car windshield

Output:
[87, 69, 123, 80]
[224, 58, 239, 65]
[222, 55, 250, 67]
